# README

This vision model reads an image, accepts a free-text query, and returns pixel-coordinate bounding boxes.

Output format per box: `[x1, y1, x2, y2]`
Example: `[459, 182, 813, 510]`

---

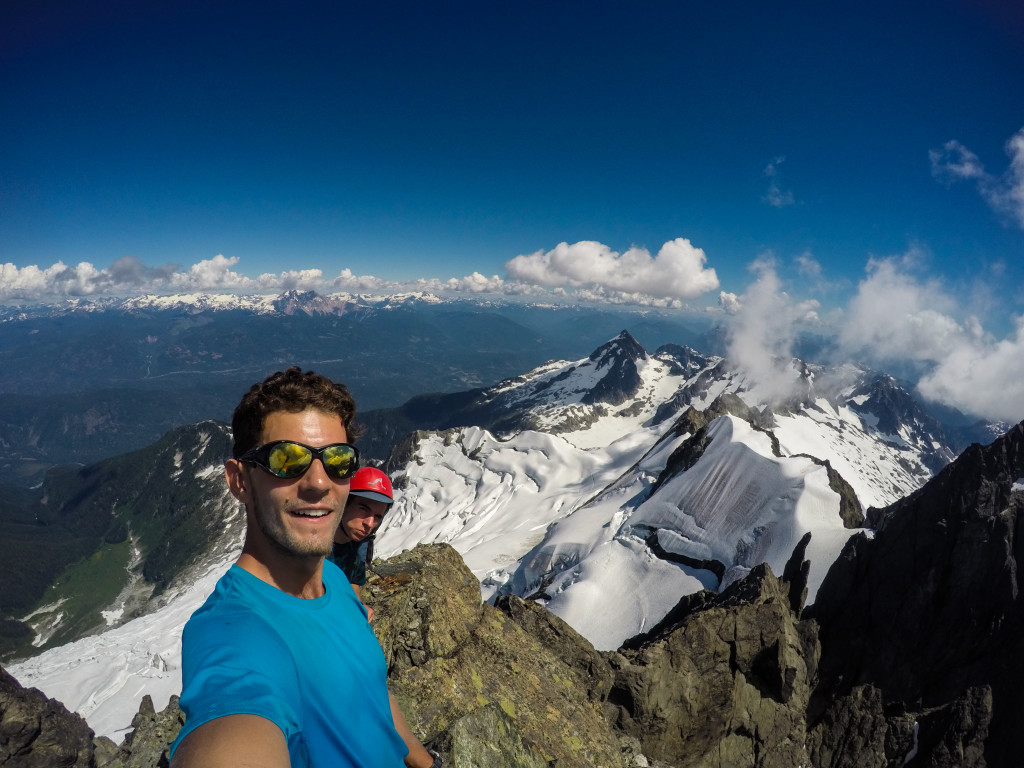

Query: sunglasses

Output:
[239, 440, 360, 480]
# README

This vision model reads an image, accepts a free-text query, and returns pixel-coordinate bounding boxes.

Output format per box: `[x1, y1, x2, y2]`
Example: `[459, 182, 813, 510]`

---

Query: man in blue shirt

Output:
[170, 367, 411, 767]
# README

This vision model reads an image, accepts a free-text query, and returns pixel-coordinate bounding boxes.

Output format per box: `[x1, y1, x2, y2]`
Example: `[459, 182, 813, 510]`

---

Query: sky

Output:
[2, 0, 1024, 421]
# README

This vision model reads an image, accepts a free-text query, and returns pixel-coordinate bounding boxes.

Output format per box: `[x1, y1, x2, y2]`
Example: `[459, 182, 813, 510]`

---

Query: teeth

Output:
[294, 510, 329, 518]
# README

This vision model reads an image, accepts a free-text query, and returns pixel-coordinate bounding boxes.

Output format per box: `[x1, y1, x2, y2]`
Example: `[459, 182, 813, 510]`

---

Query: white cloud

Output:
[834, 254, 1023, 423]
[331, 268, 396, 293]
[929, 140, 986, 181]
[165, 255, 255, 291]
[718, 291, 740, 314]
[571, 286, 685, 308]
[837, 255, 964, 362]
[916, 316, 1024, 423]
[0, 257, 181, 299]
[505, 238, 720, 300]
[2, 236, 721, 308]
[931, 126, 1024, 228]
[723, 262, 821, 404]
[795, 252, 821, 279]
[714, 253, 1023, 422]
[446, 272, 505, 293]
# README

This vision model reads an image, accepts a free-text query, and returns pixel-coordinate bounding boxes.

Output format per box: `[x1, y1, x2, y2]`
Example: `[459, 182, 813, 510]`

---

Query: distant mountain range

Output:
[0, 291, 709, 483]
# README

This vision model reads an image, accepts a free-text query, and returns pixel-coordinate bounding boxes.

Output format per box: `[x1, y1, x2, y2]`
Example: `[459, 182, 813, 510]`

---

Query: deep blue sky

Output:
[2, 3, 1024, 343]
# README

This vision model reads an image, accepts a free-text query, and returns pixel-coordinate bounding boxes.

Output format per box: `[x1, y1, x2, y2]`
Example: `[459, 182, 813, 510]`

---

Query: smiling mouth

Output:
[292, 509, 332, 519]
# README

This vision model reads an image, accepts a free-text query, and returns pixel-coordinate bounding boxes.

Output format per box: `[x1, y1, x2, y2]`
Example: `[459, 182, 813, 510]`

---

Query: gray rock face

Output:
[371, 544, 627, 767]
[98, 694, 182, 768]
[808, 420, 1024, 767]
[0, 666, 95, 767]
[607, 563, 819, 768]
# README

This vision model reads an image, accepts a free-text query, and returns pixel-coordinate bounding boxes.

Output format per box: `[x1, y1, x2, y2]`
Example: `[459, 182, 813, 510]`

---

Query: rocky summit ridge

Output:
[3, 419, 1024, 767]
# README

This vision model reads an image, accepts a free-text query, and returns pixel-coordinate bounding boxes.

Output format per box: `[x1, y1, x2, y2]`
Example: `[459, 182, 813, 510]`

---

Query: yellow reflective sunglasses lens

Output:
[322, 446, 356, 476]
[267, 442, 313, 477]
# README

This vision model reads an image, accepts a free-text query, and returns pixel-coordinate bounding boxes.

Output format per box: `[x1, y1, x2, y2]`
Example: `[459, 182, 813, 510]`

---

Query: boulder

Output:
[605, 563, 818, 768]
[369, 543, 627, 767]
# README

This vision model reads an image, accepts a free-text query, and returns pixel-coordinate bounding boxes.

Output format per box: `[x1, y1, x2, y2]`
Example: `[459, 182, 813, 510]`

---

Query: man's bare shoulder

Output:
[171, 714, 289, 768]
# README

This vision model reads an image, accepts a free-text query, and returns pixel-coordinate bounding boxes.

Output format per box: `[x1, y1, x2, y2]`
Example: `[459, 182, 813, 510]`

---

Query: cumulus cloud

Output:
[167, 255, 258, 292]
[0, 256, 442, 302]
[763, 156, 795, 208]
[331, 268, 397, 293]
[836, 255, 965, 362]
[2, 236, 723, 308]
[723, 261, 821, 404]
[718, 291, 741, 314]
[915, 317, 1024, 423]
[931, 125, 1024, 228]
[0, 256, 181, 299]
[445, 272, 505, 293]
[833, 254, 1024, 422]
[715, 250, 1022, 422]
[505, 238, 720, 301]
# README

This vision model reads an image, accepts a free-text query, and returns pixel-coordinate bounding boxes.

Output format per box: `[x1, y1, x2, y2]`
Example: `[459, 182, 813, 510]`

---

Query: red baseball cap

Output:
[348, 466, 394, 505]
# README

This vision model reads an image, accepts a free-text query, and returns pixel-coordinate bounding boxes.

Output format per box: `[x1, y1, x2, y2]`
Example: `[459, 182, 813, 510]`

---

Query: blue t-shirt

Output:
[170, 561, 407, 767]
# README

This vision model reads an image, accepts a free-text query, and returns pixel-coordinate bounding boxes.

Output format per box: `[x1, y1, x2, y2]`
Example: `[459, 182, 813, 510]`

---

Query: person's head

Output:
[335, 467, 394, 545]
[226, 368, 360, 565]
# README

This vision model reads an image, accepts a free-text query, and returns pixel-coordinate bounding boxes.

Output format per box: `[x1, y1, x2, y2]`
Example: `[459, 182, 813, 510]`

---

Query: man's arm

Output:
[389, 692, 437, 768]
[171, 714, 290, 768]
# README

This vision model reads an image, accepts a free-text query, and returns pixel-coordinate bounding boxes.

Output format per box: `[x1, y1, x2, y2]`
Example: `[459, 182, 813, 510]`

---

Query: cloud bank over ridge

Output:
[2, 239, 1022, 424]
[720, 253, 1024, 424]
[0, 238, 722, 308]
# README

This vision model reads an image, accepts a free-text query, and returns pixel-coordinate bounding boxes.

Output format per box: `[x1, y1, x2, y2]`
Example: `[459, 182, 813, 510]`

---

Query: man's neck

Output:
[236, 546, 327, 599]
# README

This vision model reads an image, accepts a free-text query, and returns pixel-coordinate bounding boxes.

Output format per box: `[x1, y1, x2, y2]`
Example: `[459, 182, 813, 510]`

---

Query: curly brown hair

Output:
[230, 366, 360, 457]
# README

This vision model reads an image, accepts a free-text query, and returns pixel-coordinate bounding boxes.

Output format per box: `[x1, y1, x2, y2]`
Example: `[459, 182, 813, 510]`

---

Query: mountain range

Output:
[0, 291, 709, 485]
[3, 309, 1007, 742]
[372, 330, 962, 649]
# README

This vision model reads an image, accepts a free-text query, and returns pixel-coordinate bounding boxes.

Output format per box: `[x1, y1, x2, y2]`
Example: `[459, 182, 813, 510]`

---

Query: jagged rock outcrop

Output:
[0, 670, 182, 768]
[581, 331, 646, 407]
[370, 543, 627, 767]
[608, 560, 818, 767]
[0, 666, 95, 767]
[98, 694, 182, 768]
[806, 420, 1024, 767]
[846, 374, 955, 474]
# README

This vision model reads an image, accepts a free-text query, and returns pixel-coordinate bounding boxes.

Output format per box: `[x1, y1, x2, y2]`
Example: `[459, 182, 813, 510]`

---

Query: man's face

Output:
[336, 496, 389, 545]
[227, 408, 350, 559]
